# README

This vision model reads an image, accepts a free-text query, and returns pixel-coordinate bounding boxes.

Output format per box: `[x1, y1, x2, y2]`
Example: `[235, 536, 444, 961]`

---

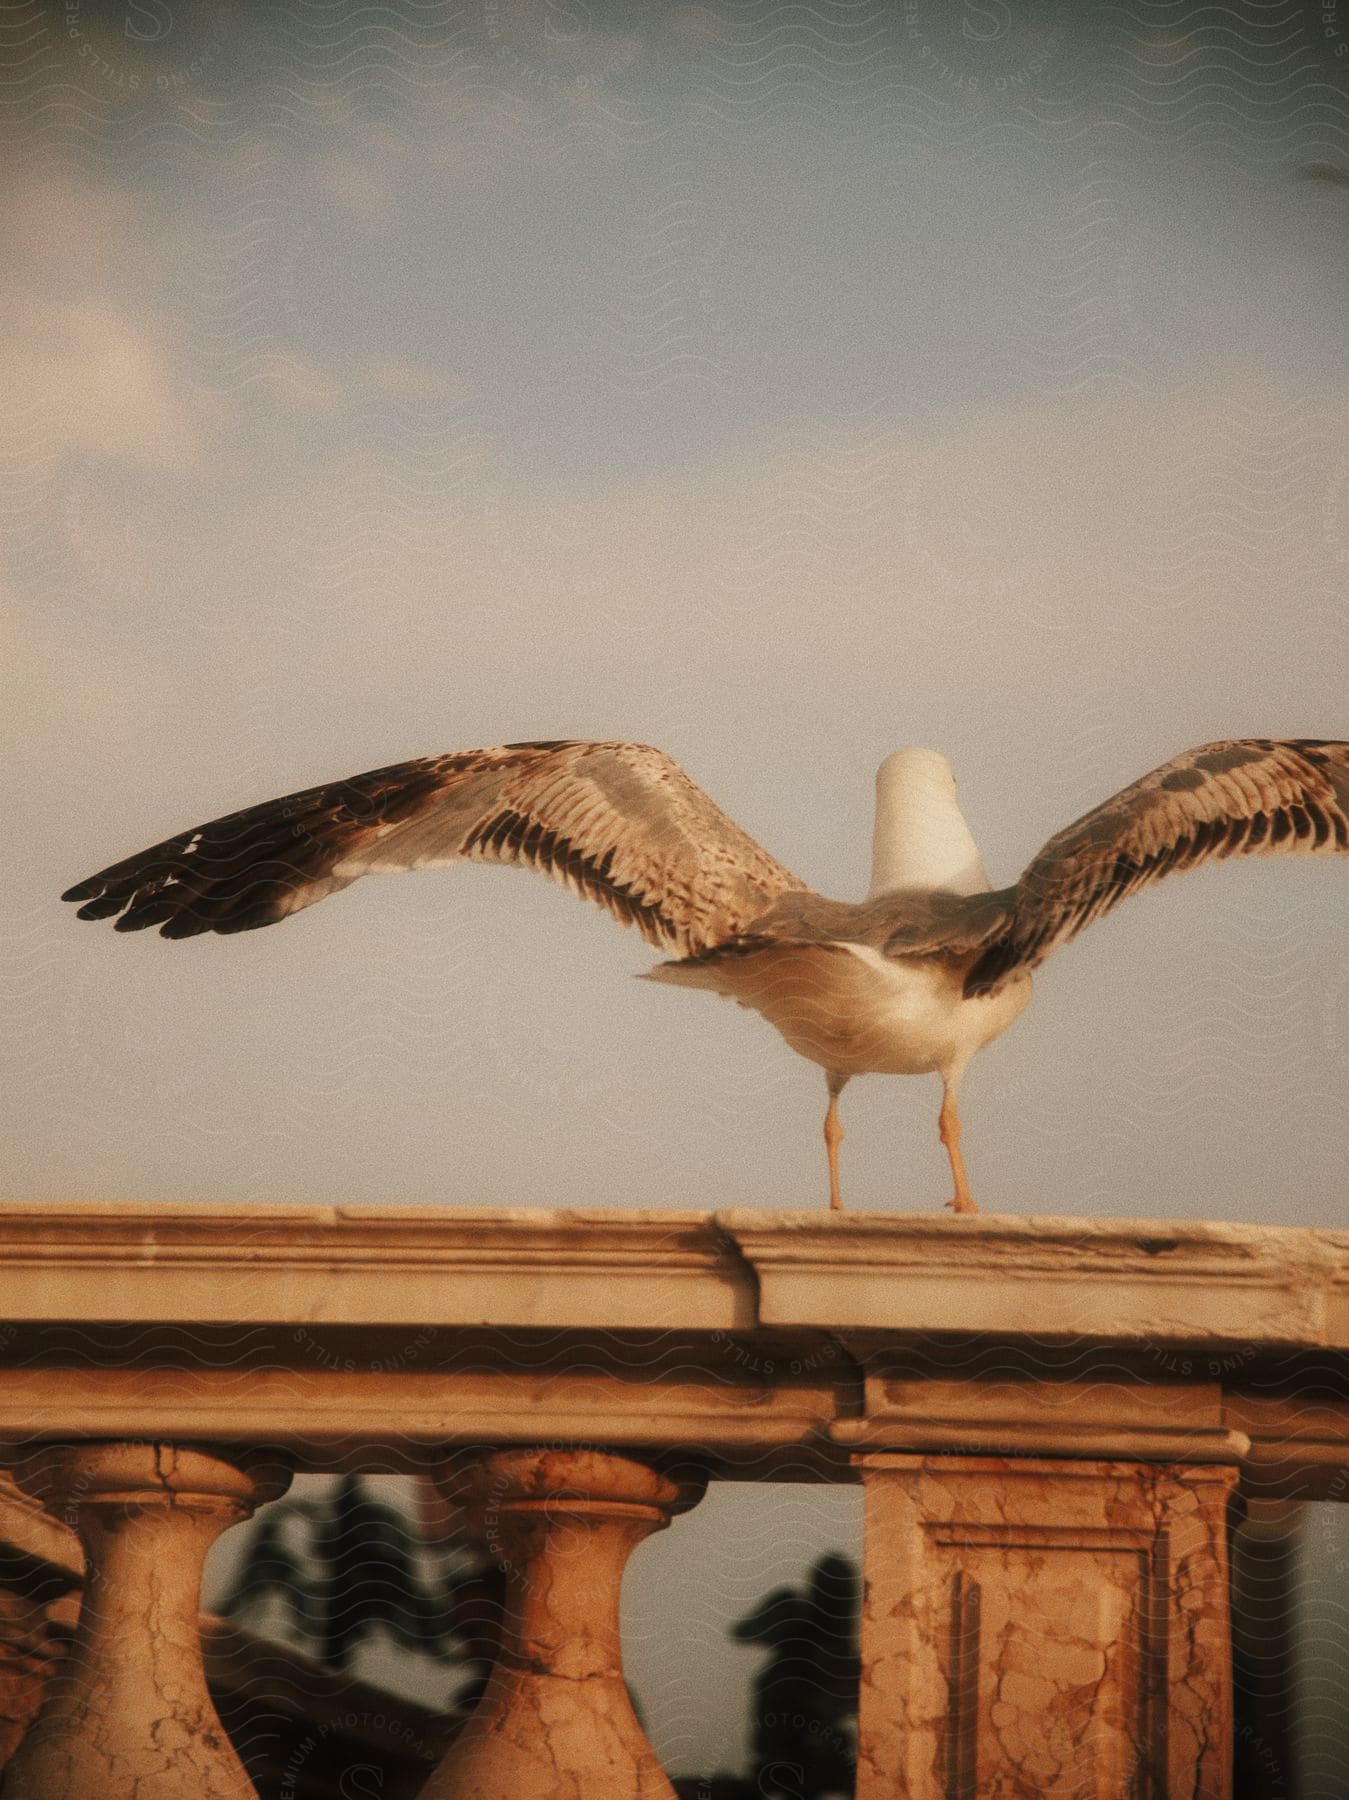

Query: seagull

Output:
[62, 737, 1348, 1213]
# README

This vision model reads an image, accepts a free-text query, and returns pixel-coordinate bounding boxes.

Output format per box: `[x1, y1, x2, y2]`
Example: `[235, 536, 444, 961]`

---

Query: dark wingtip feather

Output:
[212, 913, 283, 935]
[158, 912, 213, 940]
[74, 894, 125, 921]
[56, 754, 463, 940]
[115, 897, 184, 932]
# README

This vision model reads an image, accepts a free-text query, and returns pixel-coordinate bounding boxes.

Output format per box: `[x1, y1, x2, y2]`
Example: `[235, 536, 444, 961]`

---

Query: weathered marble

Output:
[0, 1461, 455, 1796]
[0, 1202, 1340, 1797]
[835, 1342, 1248, 1465]
[420, 1447, 699, 1800]
[0, 1202, 1347, 1348]
[722, 1211, 1342, 1344]
[0, 1441, 288, 1800]
[855, 1454, 1235, 1800]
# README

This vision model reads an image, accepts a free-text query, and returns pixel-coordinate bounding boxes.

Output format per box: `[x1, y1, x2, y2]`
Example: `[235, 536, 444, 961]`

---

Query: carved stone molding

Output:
[1, 1204, 1347, 1350]
[0, 1206, 751, 1331]
[836, 1344, 1250, 1465]
[722, 1211, 1339, 1344]
[0, 1347, 838, 1467]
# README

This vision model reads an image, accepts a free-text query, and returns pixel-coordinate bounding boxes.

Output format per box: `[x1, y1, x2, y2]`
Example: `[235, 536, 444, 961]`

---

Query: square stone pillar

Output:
[854, 1455, 1236, 1800]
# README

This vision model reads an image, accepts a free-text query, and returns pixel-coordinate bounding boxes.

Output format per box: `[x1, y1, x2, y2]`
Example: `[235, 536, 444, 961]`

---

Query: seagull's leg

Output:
[938, 1072, 977, 1215]
[823, 1072, 849, 1212]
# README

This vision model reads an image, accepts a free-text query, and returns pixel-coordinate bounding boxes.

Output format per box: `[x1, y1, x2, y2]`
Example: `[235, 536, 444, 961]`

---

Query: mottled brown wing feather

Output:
[961, 739, 1349, 997]
[61, 740, 806, 958]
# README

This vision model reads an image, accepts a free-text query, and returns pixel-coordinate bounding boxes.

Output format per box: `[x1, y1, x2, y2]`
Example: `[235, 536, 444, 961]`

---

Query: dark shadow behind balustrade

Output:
[726, 1552, 860, 1800]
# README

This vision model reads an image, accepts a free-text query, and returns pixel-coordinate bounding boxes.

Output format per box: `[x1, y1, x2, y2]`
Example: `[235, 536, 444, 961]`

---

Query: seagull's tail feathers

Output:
[640, 931, 782, 987]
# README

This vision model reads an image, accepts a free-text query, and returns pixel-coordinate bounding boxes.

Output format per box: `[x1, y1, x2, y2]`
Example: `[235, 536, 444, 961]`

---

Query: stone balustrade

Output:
[0, 1202, 1345, 1797]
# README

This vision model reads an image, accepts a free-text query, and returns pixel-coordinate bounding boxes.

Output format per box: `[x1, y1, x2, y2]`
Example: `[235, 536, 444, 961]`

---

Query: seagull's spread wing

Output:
[939, 739, 1349, 997]
[62, 740, 806, 958]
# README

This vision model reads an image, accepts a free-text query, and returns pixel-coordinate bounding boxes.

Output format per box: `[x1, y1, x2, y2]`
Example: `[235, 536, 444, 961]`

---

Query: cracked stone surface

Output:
[419, 1447, 692, 1800]
[0, 1441, 288, 1800]
[854, 1454, 1234, 1800]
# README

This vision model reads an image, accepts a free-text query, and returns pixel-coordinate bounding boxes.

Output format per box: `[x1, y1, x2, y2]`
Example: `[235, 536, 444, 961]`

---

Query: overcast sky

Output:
[5, 0, 1349, 1782]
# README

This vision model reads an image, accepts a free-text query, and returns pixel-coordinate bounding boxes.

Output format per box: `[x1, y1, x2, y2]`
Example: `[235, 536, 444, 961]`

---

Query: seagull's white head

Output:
[867, 747, 991, 899]
[877, 746, 957, 793]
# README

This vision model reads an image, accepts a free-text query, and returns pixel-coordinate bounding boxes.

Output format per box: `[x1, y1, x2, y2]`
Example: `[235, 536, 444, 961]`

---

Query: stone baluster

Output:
[421, 1446, 701, 1800]
[0, 1440, 288, 1800]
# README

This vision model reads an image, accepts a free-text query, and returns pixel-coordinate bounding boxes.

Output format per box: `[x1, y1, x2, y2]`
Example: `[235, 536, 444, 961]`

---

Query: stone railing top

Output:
[0, 1201, 1346, 1349]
